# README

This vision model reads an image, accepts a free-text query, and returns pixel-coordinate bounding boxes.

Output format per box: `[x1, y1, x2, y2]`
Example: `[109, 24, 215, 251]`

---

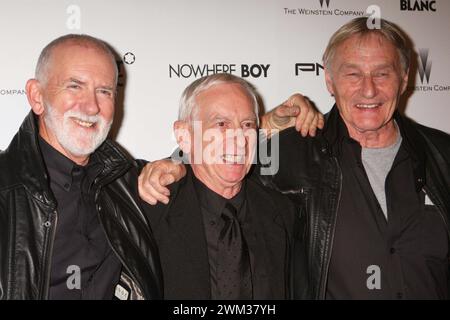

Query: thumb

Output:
[275, 104, 300, 118]
[160, 174, 175, 186]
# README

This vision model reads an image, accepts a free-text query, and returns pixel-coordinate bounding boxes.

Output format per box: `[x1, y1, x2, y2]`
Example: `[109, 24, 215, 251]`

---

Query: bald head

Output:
[35, 34, 118, 86]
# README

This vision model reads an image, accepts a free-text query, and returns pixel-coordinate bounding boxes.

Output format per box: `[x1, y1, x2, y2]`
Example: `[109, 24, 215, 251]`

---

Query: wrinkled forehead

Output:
[195, 83, 257, 116]
[46, 42, 117, 81]
[332, 33, 403, 72]
[338, 33, 400, 60]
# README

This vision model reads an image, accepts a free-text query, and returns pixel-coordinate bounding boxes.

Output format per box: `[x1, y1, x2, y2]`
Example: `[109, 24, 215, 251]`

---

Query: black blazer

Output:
[142, 165, 307, 299]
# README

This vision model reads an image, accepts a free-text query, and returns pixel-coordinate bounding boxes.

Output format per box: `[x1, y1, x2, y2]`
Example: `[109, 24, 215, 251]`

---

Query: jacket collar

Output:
[321, 105, 352, 159]
[322, 104, 426, 191]
[7, 112, 55, 208]
[6, 111, 133, 207]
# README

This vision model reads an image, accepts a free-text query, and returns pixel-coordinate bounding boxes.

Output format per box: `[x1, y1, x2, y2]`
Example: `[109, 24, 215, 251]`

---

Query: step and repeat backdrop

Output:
[0, 0, 448, 160]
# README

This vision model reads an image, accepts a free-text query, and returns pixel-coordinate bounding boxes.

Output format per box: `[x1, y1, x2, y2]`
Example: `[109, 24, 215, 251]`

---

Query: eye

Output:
[216, 121, 226, 127]
[97, 89, 113, 97]
[242, 121, 256, 129]
[374, 72, 389, 78]
[67, 84, 81, 90]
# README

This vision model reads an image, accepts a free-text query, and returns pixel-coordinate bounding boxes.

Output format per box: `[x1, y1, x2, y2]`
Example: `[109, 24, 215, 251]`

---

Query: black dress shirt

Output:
[325, 118, 449, 299]
[39, 137, 121, 299]
[193, 176, 249, 299]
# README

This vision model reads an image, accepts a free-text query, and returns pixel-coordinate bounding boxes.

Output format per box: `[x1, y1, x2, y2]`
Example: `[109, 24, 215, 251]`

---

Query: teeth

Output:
[74, 118, 95, 127]
[356, 103, 380, 109]
[222, 154, 245, 163]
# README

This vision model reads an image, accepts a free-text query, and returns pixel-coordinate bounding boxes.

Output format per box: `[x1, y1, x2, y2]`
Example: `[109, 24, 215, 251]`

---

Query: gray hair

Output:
[35, 34, 118, 86]
[323, 17, 411, 74]
[179, 73, 260, 125]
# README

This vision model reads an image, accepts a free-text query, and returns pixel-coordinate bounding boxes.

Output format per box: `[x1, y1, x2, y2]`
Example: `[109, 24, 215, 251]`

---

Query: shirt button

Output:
[390, 248, 396, 254]
[43, 221, 51, 228]
[397, 292, 403, 299]
[64, 183, 70, 189]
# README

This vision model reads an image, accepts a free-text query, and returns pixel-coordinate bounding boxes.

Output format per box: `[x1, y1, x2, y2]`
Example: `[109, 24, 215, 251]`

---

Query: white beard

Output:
[43, 103, 112, 157]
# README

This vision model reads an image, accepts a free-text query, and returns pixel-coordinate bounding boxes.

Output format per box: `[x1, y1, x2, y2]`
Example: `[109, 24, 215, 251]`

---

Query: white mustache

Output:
[64, 110, 101, 123]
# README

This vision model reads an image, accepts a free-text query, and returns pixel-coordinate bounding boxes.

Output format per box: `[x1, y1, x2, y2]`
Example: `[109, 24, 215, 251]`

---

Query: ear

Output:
[400, 69, 409, 95]
[324, 67, 335, 96]
[26, 79, 45, 115]
[173, 120, 191, 154]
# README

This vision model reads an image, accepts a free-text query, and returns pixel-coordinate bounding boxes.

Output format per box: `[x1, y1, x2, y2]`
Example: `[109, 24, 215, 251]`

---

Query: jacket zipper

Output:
[319, 158, 342, 299]
[39, 209, 58, 299]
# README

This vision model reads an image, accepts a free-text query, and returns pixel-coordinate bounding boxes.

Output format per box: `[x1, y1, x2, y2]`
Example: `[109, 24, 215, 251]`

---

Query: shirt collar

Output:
[193, 175, 246, 219]
[38, 136, 101, 192]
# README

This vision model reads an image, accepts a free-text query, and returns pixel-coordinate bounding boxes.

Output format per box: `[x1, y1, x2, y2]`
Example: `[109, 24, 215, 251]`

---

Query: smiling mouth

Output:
[355, 103, 382, 109]
[221, 154, 245, 164]
[72, 118, 96, 128]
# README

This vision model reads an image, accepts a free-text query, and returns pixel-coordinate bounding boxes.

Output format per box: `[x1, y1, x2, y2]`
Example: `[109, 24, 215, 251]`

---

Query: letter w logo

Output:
[418, 48, 432, 84]
[319, 0, 331, 8]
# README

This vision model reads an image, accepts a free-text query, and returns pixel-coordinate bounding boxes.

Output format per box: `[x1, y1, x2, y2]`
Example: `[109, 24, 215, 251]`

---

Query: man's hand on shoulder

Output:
[138, 159, 186, 205]
[260, 93, 324, 137]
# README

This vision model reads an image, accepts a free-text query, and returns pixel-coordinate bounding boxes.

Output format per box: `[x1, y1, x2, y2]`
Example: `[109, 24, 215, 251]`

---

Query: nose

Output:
[361, 75, 378, 99]
[224, 128, 246, 155]
[235, 129, 246, 149]
[83, 90, 100, 115]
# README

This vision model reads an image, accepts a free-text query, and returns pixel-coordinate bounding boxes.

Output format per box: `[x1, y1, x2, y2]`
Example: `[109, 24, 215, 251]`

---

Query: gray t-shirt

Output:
[361, 130, 402, 220]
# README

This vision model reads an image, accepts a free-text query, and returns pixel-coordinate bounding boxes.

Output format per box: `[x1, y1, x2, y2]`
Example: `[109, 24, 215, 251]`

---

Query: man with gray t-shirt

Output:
[259, 17, 450, 299]
[361, 124, 402, 218]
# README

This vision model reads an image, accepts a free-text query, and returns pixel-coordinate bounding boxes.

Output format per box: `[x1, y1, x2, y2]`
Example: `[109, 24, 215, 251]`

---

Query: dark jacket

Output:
[142, 166, 309, 299]
[258, 105, 450, 299]
[0, 112, 163, 300]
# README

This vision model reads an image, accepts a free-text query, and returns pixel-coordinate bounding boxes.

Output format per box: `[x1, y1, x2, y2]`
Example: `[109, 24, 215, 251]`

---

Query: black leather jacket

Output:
[0, 112, 163, 299]
[259, 106, 450, 299]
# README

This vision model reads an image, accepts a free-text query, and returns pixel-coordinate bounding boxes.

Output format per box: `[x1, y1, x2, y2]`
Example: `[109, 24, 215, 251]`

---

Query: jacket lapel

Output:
[246, 179, 286, 233]
[162, 168, 212, 298]
[245, 179, 288, 299]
